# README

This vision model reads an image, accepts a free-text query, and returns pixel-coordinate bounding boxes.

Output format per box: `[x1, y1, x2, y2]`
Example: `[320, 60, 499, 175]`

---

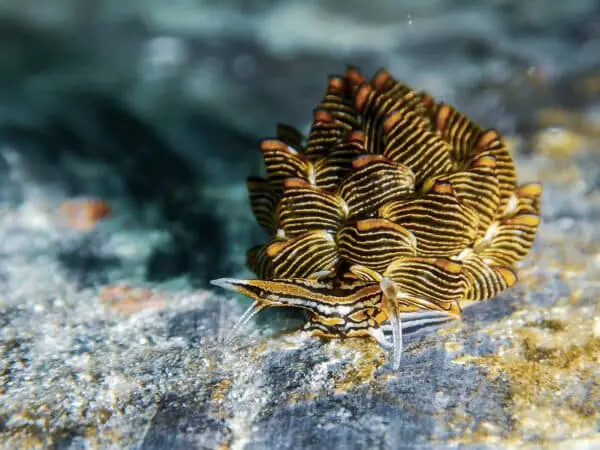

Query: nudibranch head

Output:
[212, 67, 542, 369]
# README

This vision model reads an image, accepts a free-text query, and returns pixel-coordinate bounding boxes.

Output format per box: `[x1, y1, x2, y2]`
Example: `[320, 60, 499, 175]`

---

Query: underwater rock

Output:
[1, 0, 600, 448]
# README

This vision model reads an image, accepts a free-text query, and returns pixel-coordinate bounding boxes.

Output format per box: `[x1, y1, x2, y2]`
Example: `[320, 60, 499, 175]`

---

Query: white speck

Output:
[339, 198, 350, 218]
[503, 193, 519, 216]
[322, 230, 336, 242]
[142, 36, 188, 79]
[455, 248, 473, 261]
[309, 270, 333, 280]
[407, 230, 418, 250]
[307, 163, 316, 185]
[480, 222, 499, 246]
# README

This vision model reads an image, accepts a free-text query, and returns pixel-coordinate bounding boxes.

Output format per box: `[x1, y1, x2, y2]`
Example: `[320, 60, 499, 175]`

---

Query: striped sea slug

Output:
[212, 67, 541, 369]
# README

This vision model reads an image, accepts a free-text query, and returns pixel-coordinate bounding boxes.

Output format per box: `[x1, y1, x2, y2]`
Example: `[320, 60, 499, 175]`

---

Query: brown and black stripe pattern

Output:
[212, 66, 542, 368]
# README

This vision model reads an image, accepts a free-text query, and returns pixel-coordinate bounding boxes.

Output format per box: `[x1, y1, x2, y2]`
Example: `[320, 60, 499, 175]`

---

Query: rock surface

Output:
[1, 1, 600, 449]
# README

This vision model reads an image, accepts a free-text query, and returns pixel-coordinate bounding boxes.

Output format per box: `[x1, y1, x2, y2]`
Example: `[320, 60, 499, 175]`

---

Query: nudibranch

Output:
[212, 67, 542, 369]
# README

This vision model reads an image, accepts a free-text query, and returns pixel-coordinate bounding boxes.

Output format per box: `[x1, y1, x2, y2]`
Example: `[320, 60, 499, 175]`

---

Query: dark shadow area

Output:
[56, 244, 122, 290]
[0, 18, 77, 79]
[0, 91, 256, 286]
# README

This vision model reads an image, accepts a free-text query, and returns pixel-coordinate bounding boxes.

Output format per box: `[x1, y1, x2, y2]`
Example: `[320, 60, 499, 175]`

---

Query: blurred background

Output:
[1, 0, 599, 289]
[2, 3, 600, 448]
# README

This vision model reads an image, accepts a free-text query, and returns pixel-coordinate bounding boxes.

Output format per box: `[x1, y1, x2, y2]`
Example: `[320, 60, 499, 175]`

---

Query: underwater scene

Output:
[0, 1, 599, 448]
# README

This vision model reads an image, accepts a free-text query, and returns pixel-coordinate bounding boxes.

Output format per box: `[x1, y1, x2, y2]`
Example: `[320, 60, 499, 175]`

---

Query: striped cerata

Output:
[212, 67, 542, 369]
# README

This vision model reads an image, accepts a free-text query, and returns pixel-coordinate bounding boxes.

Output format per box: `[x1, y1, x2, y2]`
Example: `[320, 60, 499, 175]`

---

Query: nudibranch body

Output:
[212, 67, 542, 369]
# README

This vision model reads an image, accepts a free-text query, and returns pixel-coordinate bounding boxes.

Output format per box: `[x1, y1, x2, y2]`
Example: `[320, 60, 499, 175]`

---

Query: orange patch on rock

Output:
[60, 198, 111, 230]
[98, 285, 168, 314]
